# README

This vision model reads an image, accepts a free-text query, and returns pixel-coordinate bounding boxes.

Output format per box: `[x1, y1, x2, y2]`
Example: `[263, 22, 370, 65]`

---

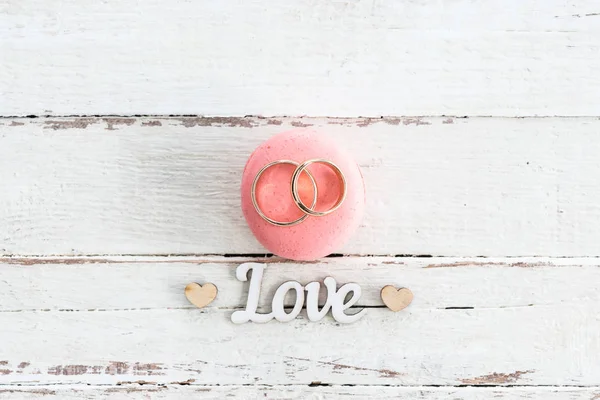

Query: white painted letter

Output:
[272, 281, 304, 322]
[331, 282, 367, 323]
[305, 278, 335, 321]
[231, 263, 274, 324]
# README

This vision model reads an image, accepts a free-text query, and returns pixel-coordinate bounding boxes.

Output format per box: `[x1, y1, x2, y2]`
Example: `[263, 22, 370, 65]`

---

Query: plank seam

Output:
[2, 115, 600, 119]
[0, 304, 568, 313]
[3, 254, 600, 259]
[0, 383, 599, 389]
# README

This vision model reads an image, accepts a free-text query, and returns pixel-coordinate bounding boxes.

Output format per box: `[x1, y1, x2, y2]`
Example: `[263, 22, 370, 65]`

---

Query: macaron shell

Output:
[241, 129, 365, 261]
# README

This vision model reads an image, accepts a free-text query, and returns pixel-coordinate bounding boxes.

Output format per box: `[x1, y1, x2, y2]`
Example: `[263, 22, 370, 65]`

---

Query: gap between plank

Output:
[0, 304, 549, 314]
[3, 253, 600, 259]
[1, 383, 599, 389]
[2, 114, 600, 119]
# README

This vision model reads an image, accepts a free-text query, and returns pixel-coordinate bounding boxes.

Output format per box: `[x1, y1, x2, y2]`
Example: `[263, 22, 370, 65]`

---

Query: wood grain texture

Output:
[1, 256, 599, 311]
[2, 116, 600, 256]
[3, 1, 599, 396]
[1, 0, 600, 116]
[1, 385, 600, 400]
[0, 256, 599, 386]
[0, 307, 598, 385]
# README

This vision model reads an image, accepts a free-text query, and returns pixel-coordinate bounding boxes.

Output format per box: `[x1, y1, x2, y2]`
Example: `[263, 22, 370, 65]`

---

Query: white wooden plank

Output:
[1, 385, 599, 400]
[0, 256, 599, 386]
[2, 117, 600, 256]
[0, 306, 599, 385]
[1, 0, 599, 116]
[0, 256, 599, 311]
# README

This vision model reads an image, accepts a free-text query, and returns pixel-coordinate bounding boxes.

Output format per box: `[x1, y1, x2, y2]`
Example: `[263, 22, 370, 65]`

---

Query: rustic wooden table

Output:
[1, 1, 599, 399]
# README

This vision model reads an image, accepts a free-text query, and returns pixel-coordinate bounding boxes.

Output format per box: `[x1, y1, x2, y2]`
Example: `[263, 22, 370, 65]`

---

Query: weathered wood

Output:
[1, 0, 599, 116]
[0, 256, 599, 386]
[2, 117, 600, 256]
[1, 385, 599, 399]
[0, 256, 599, 310]
[3, 1, 598, 396]
[0, 307, 598, 385]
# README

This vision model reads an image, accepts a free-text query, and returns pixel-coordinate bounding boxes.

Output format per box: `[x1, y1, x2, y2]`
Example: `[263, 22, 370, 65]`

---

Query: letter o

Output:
[272, 281, 305, 322]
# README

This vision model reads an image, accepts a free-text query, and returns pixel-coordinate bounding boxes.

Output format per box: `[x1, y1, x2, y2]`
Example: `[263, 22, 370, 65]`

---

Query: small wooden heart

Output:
[381, 286, 413, 312]
[185, 282, 218, 309]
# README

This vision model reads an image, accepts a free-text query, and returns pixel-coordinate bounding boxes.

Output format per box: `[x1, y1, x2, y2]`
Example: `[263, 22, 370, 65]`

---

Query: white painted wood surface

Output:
[1, 256, 599, 310]
[2, 116, 600, 256]
[0, 256, 599, 387]
[2, 385, 600, 400]
[2, 0, 600, 116]
[3, 0, 600, 397]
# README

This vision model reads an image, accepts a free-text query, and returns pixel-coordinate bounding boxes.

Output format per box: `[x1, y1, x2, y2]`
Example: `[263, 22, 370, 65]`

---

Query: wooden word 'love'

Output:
[231, 263, 367, 324]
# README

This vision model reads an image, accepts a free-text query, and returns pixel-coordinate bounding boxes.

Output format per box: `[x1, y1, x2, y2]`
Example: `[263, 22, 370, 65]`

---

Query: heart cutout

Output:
[381, 286, 413, 312]
[185, 282, 218, 309]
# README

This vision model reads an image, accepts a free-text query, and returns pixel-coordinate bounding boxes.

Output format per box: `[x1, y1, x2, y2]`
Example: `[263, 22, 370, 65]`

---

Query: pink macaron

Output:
[241, 129, 365, 260]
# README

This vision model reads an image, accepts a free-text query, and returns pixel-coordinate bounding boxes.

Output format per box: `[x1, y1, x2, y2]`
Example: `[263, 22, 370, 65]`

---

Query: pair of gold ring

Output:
[251, 158, 347, 227]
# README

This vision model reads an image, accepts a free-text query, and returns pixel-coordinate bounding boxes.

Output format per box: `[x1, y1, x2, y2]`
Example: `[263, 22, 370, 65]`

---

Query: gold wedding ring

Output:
[291, 159, 347, 217]
[251, 160, 317, 227]
[251, 158, 347, 226]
